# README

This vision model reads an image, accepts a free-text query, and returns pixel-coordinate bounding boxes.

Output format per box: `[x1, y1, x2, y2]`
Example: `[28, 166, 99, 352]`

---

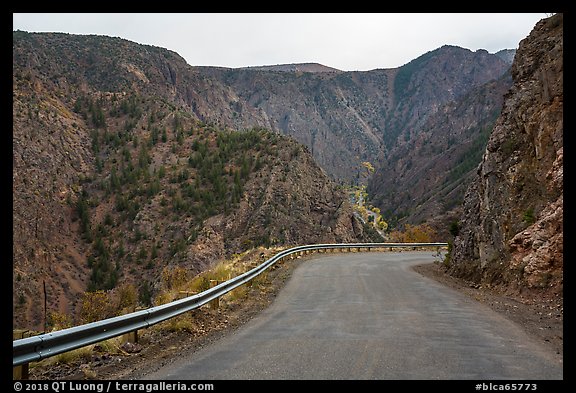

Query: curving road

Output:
[144, 252, 563, 380]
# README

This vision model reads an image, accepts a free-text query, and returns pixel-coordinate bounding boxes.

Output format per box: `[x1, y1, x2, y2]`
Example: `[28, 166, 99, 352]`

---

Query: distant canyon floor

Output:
[27, 251, 562, 380]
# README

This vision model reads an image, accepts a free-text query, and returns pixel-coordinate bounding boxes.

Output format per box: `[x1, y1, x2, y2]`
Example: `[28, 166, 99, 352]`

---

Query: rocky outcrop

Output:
[368, 71, 512, 231]
[222, 141, 371, 250]
[13, 31, 513, 186]
[11, 29, 521, 329]
[448, 14, 563, 296]
[198, 46, 511, 182]
[12, 32, 373, 329]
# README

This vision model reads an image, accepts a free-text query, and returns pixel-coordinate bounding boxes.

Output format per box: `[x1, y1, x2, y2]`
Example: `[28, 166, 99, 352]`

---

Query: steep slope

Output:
[12, 30, 518, 329]
[447, 14, 563, 296]
[366, 46, 516, 231]
[368, 70, 513, 232]
[193, 66, 394, 181]
[387, 45, 512, 147]
[13, 32, 373, 331]
[12, 32, 512, 185]
[196, 47, 511, 182]
[11, 31, 271, 135]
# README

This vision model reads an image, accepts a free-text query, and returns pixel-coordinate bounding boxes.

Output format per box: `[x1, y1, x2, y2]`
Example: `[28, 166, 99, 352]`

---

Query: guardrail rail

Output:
[13, 242, 447, 370]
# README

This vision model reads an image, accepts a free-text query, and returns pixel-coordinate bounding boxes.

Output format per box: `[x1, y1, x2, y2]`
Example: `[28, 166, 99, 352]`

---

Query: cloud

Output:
[13, 13, 546, 71]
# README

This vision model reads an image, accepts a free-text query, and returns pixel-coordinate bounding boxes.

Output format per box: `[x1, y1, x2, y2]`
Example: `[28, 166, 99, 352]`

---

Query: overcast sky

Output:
[12, 13, 548, 71]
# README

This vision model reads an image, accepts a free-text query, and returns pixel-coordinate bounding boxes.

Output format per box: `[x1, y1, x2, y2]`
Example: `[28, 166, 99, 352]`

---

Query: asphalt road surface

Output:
[144, 252, 563, 380]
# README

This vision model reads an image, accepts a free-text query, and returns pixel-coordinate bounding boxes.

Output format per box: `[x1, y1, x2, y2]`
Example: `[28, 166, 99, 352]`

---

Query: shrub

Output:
[161, 266, 190, 290]
[116, 283, 138, 311]
[523, 208, 536, 225]
[79, 291, 115, 324]
[47, 311, 73, 331]
[389, 223, 437, 243]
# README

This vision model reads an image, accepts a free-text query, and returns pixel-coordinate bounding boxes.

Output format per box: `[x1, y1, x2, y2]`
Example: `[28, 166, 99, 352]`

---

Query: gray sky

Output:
[12, 13, 548, 71]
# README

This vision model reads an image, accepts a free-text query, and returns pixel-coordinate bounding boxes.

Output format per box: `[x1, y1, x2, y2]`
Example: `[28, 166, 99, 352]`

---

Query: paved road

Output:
[144, 252, 563, 380]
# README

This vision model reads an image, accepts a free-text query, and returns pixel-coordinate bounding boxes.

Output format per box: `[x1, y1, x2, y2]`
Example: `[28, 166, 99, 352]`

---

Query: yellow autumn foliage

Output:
[389, 223, 437, 243]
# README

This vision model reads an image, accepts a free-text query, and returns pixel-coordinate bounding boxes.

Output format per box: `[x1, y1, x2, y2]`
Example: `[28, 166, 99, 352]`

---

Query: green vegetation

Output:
[445, 123, 494, 185]
[75, 189, 92, 241]
[70, 90, 281, 295]
[523, 208, 536, 225]
[442, 240, 454, 268]
[449, 220, 460, 237]
[393, 49, 436, 99]
[347, 185, 388, 234]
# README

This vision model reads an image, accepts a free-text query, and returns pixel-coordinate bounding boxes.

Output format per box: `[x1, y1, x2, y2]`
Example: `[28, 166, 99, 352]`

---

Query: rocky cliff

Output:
[447, 14, 563, 297]
[13, 32, 376, 330]
[368, 70, 513, 231]
[12, 31, 514, 207]
[12, 29, 520, 329]
[197, 46, 511, 182]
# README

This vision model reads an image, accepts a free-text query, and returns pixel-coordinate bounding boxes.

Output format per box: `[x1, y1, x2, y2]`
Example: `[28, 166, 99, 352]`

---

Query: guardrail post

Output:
[178, 290, 196, 299]
[13, 330, 30, 380]
[209, 280, 222, 309]
[12, 242, 449, 368]
[121, 306, 146, 344]
[121, 330, 138, 345]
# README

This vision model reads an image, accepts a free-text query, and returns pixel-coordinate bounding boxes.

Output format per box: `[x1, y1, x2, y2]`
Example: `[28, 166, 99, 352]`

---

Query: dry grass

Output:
[154, 246, 284, 309]
[29, 335, 126, 370]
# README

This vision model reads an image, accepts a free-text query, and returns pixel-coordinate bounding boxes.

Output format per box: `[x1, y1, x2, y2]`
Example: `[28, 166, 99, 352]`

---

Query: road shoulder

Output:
[412, 262, 563, 361]
[26, 253, 562, 379]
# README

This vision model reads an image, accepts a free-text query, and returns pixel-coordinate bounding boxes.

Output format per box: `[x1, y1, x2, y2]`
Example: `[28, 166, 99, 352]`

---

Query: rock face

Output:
[11, 29, 520, 329]
[448, 14, 563, 296]
[12, 32, 378, 330]
[197, 46, 511, 182]
[368, 71, 512, 231]
[12, 32, 514, 224]
[222, 142, 368, 249]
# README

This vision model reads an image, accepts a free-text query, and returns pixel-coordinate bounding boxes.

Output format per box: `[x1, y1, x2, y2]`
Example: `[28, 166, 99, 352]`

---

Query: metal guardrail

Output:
[13, 242, 447, 367]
